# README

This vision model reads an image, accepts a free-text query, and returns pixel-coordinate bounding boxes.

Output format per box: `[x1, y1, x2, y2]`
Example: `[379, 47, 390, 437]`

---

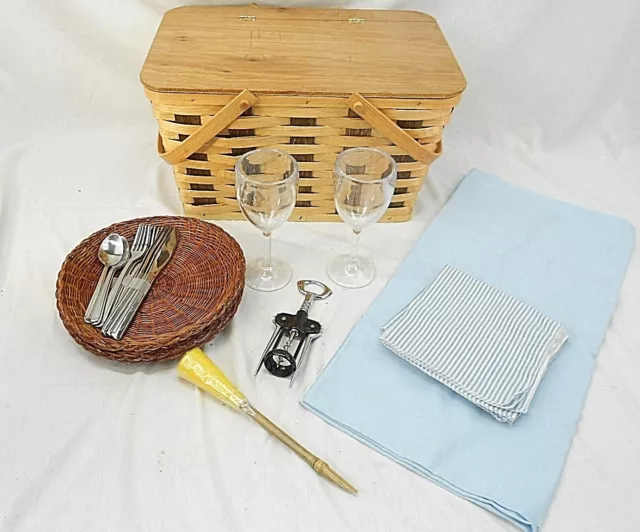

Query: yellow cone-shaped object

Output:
[178, 348, 247, 411]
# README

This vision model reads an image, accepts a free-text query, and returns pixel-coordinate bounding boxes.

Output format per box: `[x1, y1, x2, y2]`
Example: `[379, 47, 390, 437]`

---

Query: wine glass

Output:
[327, 148, 397, 289]
[235, 148, 299, 292]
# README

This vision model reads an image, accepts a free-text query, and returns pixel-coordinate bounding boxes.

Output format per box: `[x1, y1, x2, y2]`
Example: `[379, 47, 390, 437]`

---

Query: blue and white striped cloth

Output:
[380, 265, 569, 423]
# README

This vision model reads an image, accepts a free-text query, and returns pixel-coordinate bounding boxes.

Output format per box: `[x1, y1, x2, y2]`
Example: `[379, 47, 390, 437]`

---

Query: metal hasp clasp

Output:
[254, 280, 332, 387]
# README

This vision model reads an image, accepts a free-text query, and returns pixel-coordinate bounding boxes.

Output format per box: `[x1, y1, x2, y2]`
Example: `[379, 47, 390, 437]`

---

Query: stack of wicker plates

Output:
[56, 216, 245, 363]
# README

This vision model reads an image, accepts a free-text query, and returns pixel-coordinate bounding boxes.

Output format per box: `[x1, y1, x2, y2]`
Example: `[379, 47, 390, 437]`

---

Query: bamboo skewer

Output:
[178, 348, 357, 495]
[251, 409, 356, 493]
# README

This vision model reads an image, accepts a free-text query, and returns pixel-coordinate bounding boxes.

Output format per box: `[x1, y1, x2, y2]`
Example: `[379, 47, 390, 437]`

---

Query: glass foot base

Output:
[245, 257, 292, 292]
[327, 254, 376, 289]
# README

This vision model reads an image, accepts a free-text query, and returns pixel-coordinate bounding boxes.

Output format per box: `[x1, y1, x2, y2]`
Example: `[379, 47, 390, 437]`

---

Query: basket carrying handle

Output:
[347, 93, 440, 166]
[157, 89, 258, 165]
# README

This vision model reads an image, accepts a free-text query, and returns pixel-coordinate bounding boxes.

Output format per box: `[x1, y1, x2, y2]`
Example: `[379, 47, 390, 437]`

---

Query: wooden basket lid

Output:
[140, 6, 466, 99]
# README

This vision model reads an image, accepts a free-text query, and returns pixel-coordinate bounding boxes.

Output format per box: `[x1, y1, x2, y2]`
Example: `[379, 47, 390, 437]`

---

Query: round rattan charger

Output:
[56, 216, 245, 363]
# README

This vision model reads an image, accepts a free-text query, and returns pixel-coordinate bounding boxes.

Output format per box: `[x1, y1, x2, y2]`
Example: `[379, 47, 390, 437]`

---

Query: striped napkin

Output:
[380, 265, 568, 423]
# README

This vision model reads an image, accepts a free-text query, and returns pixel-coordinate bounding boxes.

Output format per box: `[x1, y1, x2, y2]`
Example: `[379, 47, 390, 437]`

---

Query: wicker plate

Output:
[56, 216, 245, 362]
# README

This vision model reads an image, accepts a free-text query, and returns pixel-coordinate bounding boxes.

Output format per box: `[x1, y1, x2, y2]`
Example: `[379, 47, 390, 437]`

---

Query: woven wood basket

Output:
[56, 216, 245, 363]
[140, 6, 466, 222]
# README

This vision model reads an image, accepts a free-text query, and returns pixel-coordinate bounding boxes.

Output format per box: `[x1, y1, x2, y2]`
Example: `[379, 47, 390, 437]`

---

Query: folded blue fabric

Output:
[302, 169, 634, 531]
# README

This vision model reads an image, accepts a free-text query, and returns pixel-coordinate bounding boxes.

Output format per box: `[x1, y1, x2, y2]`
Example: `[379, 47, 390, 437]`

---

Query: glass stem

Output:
[350, 229, 361, 259]
[263, 232, 273, 270]
[346, 229, 361, 275]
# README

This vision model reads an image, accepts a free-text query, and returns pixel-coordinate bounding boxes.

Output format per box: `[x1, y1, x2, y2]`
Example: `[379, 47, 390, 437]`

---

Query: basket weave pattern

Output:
[150, 92, 459, 222]
[56, 216, 245, 363]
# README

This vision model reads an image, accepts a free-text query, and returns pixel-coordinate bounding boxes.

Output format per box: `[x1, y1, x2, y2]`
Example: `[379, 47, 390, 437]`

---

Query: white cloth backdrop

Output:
[1, 1, 639, 530]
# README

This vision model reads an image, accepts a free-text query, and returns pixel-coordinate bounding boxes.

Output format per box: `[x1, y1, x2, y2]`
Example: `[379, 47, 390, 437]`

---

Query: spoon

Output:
[84, 233, 130, 324]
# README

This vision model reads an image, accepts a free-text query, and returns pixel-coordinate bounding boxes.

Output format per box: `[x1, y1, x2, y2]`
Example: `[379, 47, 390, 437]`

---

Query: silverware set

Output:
[84, 224, 179, 340]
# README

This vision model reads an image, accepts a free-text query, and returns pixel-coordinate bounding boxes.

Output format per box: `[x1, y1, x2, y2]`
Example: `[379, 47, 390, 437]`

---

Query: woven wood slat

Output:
[147, 78, 451, 223]
[153, 94, 448, 222]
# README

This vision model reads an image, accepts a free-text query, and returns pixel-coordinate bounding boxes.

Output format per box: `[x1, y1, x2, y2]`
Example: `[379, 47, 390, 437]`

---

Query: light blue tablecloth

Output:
[302, 169, 634, 531]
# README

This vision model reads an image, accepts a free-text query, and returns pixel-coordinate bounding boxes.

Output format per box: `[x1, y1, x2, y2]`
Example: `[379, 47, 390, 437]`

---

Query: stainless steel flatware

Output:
[99, 224, 155, 327]
[101, 226, 171, 334]
[83, 223, 180, 341]
[101, 226, 165, 333]
[84, 233, 129, 323]
[106, 227, 179, 340]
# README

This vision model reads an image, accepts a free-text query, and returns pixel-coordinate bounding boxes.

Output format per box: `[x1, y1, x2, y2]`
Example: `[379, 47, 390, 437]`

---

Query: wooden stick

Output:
[250, 408, 357, 495]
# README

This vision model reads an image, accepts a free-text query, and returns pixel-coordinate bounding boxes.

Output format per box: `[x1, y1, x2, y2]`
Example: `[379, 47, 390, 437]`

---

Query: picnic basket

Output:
[140, 5, 466, 222]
